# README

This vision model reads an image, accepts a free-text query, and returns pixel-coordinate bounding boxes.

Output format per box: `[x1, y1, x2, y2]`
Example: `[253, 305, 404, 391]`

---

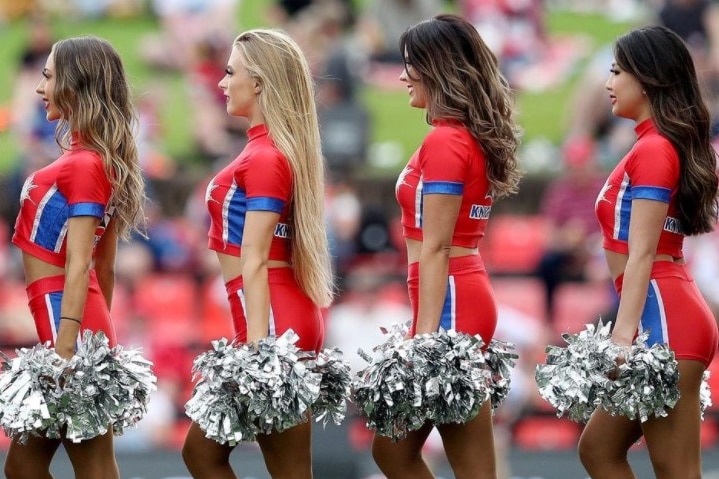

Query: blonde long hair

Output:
[234, 29, 333, 307]
[52, 36, 145, 239]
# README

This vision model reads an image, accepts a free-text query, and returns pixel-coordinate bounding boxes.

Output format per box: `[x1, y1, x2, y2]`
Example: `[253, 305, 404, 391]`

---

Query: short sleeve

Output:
[626, 136, 679, 203]
[239, 147, 292, 213]
[418, 126, 471, 195]
[56, 151, 112, 218]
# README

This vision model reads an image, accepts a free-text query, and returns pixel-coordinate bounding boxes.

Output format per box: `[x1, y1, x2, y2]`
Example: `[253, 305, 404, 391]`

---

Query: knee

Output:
[181, 439, 203, 471]
[577, 434, 599, 471]
[4, 456, 35, 479]
[371, 440, 392, 471]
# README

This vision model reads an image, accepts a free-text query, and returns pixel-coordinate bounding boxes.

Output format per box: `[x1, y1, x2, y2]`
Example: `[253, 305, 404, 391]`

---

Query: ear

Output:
[254, 83, 262, 94]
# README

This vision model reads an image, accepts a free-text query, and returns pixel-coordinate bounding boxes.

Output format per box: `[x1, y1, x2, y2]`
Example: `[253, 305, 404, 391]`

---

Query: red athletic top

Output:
[12, 140, 114, 268]
[395, 119, 492, 248]
[205, 124, 293, 261]
[595, 119, 684, 258]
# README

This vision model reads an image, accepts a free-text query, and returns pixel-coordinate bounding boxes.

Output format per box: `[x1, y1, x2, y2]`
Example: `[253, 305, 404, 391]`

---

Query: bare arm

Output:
[415, 193, 462, 335]
[93, 219, 118, 309]
[611, 198, 667, 346]
[55, 215, 102, 359]
[240, 210, 279, 344]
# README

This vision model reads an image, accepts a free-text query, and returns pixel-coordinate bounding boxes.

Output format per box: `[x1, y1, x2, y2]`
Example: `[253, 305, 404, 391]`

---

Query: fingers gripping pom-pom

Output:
[310, 348, 352, 427]
[535, 321, 617, 423]
[185, 330, 323, 446]
[602, 333, 680, 422]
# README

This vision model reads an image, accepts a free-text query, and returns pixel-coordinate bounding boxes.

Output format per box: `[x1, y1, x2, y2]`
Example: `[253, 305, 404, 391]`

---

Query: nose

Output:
[399, 68, 407, 83]
[36, 78, 45, 95]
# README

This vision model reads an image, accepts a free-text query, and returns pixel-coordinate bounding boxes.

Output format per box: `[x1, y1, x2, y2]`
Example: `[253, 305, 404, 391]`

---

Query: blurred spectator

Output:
[533, 135, 608, 325]
[357, 0, 443, 65]
[325, 179, 362, 287]
[139, 0, 240, 72]
[185, 34, 249, 162]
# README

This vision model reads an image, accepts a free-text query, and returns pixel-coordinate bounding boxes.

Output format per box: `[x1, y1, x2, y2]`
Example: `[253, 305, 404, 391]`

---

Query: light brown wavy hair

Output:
[400, 14, 522, 198]
[233, 29, 333, 307]
[51, 36, 145, 239]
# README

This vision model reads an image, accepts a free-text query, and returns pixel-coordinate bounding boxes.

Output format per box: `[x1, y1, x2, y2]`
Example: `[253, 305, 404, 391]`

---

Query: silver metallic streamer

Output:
[351, 324, 496, 441]
[0, 332, 156, 444]
[535, 321, 617, 423]
[484, 339, 519, 411]
[310, 347, 352, 427]
[185, 330, 324, 446]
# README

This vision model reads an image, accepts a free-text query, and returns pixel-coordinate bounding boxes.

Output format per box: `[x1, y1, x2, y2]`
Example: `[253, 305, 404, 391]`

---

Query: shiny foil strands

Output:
[352, 325, 498, 441]
[535, 322, 617, 423]
[700, 371, 712, 419]
[62, 331, 157, 442]
[0, 344, 64, 443]
[310, 347, 352, 427]
[0, 332, 156, 444]
[602, 334, 680, 423]
[185, 330, 324, 446]
[484, 339, 519, 411]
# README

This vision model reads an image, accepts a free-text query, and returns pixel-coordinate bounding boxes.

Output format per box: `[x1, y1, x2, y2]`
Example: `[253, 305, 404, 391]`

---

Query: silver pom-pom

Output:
[0, 332, 156, 444]
[310, 348, 351, 427]
[60, 330, 157, 442]
[535, 322, 617, 423]
[484, 339, 518, 410]
[412, 330, 491, 426]
[700, 371, 712, 419]
[0, 344, 64, 443]
[351, 324, 421, 441]
[185, 330, 323, 445]
[602, 333, 680, 422]
[352, 324, 494, 440]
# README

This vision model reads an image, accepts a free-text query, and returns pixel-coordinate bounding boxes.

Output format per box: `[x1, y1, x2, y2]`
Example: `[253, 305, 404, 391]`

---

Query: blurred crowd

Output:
[1, 0, 719, 475]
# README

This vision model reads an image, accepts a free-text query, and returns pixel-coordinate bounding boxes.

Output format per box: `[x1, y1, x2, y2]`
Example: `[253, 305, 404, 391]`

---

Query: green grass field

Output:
[0, 3, 638, 175]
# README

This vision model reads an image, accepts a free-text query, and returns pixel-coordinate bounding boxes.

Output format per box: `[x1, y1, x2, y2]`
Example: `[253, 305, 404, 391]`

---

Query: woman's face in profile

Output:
[399, 51, 428, 109]
[36, 50, 61, 122]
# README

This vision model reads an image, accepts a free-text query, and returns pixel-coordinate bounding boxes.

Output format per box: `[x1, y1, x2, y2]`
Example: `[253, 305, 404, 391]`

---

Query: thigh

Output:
[5, 435, 61, 478]
[256, 420, 313, 478]
[642, 359, 705, 478]
[372, 421, 434, 463]
[579, 408, 643, 458]
[63, 429, 119, 479]
[436, 401, 496, 479]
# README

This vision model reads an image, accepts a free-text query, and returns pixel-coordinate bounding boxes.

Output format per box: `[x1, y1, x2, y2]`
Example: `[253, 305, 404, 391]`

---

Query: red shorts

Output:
[225, 267, 324, 353]
[614, 261, 717, 366]
[26, 270, 117, 348]
[407, 255, 497, 344]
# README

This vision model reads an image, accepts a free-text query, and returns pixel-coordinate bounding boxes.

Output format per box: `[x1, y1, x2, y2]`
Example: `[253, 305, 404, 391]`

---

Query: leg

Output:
[4, 435, 61, 479]
[256, 420, 313, 479]
[577, 408, 642, 478]
[642, 359, 705, 479]
[436, 401, 496, 479]
[63, 428, 119, 479]
[371, 421, 435, 479]
[182, 421, 237, 479]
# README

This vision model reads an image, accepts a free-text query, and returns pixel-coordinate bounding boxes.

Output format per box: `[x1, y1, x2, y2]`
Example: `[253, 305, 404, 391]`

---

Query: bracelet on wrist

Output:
[60, 316, 82, 325]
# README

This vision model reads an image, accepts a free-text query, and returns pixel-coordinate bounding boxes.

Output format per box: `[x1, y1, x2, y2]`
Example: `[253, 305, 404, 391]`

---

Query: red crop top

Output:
[12, 145, 114, 268]
[205, 124, 293, 261]
[395, 120, 492, 248]
[595, 119, 684, 258]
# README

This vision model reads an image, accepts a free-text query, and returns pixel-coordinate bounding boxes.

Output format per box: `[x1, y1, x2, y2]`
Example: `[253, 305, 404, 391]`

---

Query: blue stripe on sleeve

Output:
[247, 197, 285, 213]
[68, 202, 105, 218]
[631, 186, 671, 203]
[423, 181, 463, 195]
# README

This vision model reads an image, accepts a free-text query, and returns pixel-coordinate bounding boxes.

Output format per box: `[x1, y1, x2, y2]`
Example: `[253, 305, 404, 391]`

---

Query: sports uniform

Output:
[396, 119, 497, 341]
[12, 140, 117, 346]
[205, 123, 323, 351]
[595, 119, 717, 365]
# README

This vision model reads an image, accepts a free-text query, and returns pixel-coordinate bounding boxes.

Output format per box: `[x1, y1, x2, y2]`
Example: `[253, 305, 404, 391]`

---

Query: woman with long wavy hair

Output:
[5, 36, 145, 479]
[373, 14, 522, 479]
[181, 29, 333, 479]
[579, 25, 718, 479]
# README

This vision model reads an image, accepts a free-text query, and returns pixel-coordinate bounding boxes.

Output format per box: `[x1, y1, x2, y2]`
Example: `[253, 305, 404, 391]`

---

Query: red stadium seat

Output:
[482, 215, 549, 275]
[513, 415, 581, 450]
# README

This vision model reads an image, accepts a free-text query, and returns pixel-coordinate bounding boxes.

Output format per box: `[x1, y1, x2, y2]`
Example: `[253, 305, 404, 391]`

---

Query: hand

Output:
[54, 344, 75, 360]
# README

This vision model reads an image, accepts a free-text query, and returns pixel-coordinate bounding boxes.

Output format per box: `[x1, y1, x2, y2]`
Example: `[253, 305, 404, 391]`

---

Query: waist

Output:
[406, 238, 478, 263]
[613, 260, 689, 294]
[408, 254, 485, 280]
